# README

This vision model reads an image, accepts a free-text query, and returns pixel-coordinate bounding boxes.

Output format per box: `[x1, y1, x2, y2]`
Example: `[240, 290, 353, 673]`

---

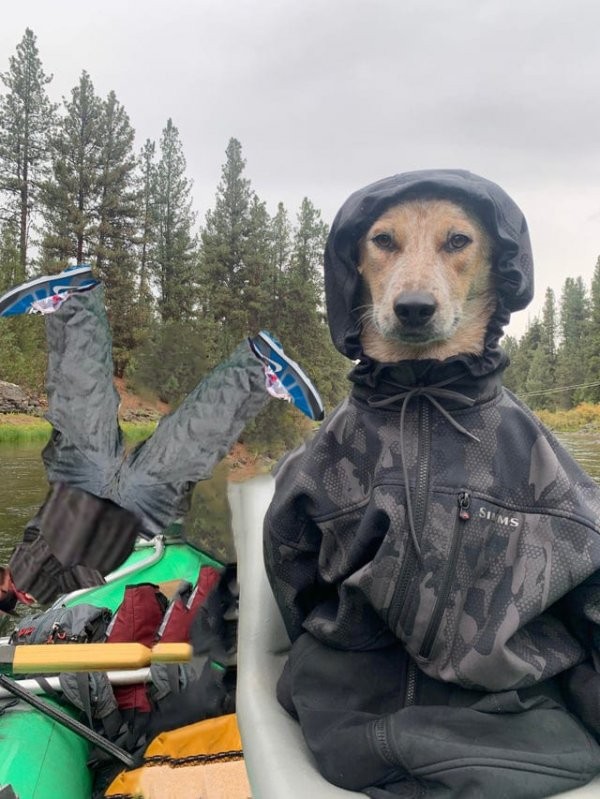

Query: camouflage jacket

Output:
[264, 372, 600, 692]
[264, 170, 600, 695]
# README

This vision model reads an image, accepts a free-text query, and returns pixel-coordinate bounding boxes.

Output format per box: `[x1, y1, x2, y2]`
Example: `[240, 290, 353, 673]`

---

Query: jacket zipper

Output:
[418, 490, 471, 660]
[388, 400, 432, 631]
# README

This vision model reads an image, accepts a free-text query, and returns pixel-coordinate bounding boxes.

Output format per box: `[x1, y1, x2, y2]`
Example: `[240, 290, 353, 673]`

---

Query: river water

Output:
[0, 444, 237, 568]
[2, 430, 600, 572]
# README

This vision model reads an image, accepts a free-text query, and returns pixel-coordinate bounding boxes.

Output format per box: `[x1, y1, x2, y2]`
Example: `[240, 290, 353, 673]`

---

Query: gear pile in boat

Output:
[6, 563, 239, 795]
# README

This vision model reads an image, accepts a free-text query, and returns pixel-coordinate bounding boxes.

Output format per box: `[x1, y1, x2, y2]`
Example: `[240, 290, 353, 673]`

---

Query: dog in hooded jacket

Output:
[356, 196, 495, 363]
[263, 170, 600, 799]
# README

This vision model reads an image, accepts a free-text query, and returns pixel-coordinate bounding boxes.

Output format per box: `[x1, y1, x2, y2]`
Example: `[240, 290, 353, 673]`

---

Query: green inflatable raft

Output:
[0, 532, 222, 799]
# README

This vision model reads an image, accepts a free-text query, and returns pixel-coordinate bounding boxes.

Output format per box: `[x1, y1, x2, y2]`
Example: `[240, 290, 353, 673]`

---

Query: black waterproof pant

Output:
[42, 286, 269, 533]
[279, 633, 600, 799]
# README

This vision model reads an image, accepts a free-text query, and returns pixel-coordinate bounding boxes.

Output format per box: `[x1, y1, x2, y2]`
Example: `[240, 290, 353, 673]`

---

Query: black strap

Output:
[0, 674, 134, 767]
[165, 663, 181, 695]
[75, 671, 94, 729]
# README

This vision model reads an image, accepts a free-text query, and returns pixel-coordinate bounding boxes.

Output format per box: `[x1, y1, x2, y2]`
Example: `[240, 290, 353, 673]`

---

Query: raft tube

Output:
[0, 533, 222, 799]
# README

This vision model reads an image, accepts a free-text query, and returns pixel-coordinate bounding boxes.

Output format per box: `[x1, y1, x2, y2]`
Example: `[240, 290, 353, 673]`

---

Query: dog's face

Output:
[357, 199, 495, 362]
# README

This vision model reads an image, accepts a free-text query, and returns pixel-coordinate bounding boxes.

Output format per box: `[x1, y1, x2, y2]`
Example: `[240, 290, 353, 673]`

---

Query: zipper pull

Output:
[457, 491, 471, 521]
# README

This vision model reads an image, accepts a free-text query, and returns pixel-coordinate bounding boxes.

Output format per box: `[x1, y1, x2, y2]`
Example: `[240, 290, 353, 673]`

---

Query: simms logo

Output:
[478, 507, 520, 527]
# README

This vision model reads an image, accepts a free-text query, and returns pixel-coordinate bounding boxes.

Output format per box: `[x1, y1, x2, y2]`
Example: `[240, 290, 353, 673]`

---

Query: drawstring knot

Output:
[367, 376, 480, 563]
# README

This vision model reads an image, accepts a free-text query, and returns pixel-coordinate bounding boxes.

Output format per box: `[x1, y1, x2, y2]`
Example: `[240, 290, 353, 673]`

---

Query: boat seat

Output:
[230, 475, 600, 799]
[231, 475, 360, 798]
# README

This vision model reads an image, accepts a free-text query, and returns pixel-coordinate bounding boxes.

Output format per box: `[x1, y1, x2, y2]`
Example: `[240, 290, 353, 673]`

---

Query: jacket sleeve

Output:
[263, 447, 324, 643]
[560, 571, 600, 738]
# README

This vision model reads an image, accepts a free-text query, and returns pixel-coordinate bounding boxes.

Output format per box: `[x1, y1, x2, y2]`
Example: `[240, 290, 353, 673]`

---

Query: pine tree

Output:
[290, 197, 326, 297]
[0, 28, 55, 276]
[125, 137, 159, 364]
[138, 139, 158, 302]
[94, 90, 141, 373]
[153, 118, 197, 324]
[540, 287, 557, 363]
[270, 201, 291, 296]
[560, 276, 589, 345]
[242, 194, 277, 332]
[95, 91, 138, 280]
[501, 334, 519, 393]
[0, 222, 20, 292]
[584, 256, 600, 403]
[279, 197, 347, 408]
[505, 319, 542, 399]
[199, 137, 253, 357]
[525, 288, 558, 409]
[41, 71, 102, 267]
[525, 342, 552, 409]
[0, 225, 45, 392]
[555, 276, 589, 408]
[281, 197, 328, 336]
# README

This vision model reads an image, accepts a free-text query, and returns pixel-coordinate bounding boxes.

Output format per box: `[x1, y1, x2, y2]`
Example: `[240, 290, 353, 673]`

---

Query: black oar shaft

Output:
[0, 674, 135, 767]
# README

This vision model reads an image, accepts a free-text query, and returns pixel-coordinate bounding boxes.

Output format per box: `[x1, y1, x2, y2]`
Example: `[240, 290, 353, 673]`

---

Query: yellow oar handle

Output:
[11, 642, 192, 673]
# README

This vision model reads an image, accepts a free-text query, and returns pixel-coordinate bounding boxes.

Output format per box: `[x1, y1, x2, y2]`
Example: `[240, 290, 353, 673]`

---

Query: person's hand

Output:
[0, 566, 35, 611]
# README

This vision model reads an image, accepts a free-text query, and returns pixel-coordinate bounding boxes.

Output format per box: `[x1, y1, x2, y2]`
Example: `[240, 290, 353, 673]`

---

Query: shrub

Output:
[537, 403, 600, 432]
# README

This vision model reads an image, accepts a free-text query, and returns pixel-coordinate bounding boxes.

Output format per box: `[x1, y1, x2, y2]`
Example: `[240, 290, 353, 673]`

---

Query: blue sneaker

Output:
[249, 331, 325, 421]
[0, 265, 98, 316]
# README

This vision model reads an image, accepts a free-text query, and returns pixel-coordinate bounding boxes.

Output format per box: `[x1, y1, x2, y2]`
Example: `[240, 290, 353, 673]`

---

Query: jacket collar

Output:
[349, 349, 506, 411]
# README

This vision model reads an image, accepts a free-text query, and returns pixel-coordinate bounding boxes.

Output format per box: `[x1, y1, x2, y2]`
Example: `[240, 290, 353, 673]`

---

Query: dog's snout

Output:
[394, 292, 437, 327]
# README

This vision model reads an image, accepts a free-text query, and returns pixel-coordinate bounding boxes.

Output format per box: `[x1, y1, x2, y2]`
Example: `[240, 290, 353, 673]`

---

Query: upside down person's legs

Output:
[41, 284, 124, 498]
[39, 281, 314, 536]
[115, 343, 269, 533]
[2, 273, 322, 606]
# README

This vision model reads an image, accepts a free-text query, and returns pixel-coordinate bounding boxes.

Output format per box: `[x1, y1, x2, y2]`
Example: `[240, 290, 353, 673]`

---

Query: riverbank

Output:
[0, 375, 281, 478]
[0, 414, 158, 444]
[0, 376, 167, 441]
[0, 415, 274, 476]
[6, 398, 600, 437]
[3, 400, 600, 445]
[536, 402, 600, 433]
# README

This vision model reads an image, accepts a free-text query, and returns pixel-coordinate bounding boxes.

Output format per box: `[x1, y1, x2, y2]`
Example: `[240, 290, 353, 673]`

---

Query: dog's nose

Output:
[394, 292, 437, 327]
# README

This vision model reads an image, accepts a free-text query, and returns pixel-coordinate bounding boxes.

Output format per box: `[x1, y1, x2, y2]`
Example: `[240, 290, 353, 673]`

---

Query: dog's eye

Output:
[446, 233, 471, 251]
[371, 233, 395, 250]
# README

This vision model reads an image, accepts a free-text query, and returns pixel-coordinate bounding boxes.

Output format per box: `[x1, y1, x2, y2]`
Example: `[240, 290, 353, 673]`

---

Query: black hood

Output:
[324, 169, 534, 382]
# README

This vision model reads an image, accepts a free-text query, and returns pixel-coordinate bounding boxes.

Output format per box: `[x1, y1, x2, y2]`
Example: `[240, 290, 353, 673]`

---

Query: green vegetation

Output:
[0, 29, 350, 455]
[537, 403, 600, 433]
[0, 417, 157, 446]
[120, 422, 158, 443]
[504, 262, 600, 412]
[0, 418, 51, 444]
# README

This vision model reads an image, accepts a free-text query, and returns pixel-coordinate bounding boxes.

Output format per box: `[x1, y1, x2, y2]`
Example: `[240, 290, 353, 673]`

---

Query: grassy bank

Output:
[0, 414, 157, 445]
[5, 402, 599, 450]
[536, 403, 600, 432]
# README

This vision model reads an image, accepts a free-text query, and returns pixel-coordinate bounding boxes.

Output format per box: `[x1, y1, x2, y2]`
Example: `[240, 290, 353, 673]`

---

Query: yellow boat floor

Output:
[105, 713, 251, 799]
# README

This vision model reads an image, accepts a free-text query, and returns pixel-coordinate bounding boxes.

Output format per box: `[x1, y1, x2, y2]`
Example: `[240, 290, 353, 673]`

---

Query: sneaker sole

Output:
[257, 332, 325, 420]
[0, 266, 95, 317]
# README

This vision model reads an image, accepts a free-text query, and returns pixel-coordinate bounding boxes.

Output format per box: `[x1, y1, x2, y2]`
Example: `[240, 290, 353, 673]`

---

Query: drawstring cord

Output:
[367, 376, 480, 563]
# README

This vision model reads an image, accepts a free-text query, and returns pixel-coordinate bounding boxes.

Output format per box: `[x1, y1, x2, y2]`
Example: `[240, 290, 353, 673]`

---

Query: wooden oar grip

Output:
[10, 642, 193, 673]
[150, 643, 193, 663]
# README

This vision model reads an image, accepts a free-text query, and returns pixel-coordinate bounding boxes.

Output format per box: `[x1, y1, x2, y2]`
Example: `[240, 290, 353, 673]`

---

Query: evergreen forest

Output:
[0, 29, 350, 453]
[503, 271, 600, 412]
[1, 30, 598, 451]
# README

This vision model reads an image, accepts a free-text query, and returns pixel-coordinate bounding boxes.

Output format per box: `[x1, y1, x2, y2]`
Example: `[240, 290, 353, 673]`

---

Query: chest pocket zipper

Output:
[419, 491, 471, 660]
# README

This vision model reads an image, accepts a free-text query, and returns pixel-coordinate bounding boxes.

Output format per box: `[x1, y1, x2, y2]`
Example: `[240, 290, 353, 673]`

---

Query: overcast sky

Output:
[3, 0, 600, 338]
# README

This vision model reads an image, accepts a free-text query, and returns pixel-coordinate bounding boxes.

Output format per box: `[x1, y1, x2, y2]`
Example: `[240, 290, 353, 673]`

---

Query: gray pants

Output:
[42, 286, 269, 533]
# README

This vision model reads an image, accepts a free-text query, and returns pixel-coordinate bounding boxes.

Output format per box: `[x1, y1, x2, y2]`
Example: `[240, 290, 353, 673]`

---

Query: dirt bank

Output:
[0, 378, 274, 479]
